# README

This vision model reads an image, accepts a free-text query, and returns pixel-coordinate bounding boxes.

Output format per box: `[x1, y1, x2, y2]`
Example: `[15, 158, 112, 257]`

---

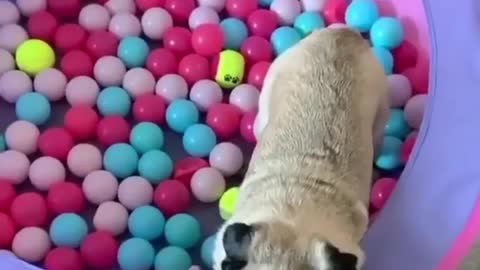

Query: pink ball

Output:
[370, 177, 396, 209]
[109, 13, 141, 38]
[247, 61, 270, 89]
[155, 74, 189, 103]
[94, 56, 126, 87]
[164, 0, 195, 23]
[189, 7, 220, 29]
[136, 0, 165, 12]
[178, 54, 210, 85]
[0, 70, 32, 103]
[404, 94, 426, 129]
[240, 110, 257, 143]
[388, 74, 412, 108]
[29, 156, 66, 191]
[209, 142, 244, 176]
[117, 176, 153, 210]
[5, 120, 40, 155]
[190, 167, 226, 203]
[270, 0, 301, 25]
[0, 24, 28, 53]
[225, 0, 257, 19]
[191, 24, 224, 57]
[141, 7, 173, 40]
[0, 2, 20, 25]
[79, 4, 111, 32]
[163, 26, 193, 57]
[241, 36, 273, 64]
[33, 68, 67, 101]
[105, 0, 136, 14]
[65, 76, 100, 107]
[67, 144, 103, 178]
[247, 9, 278, 39]
[189, 79, 223, 112]
[16, 0, 47, 16]
[12, 227, 51, 262]
[327, 23, 348, 29]
[197, 0, 225, 12]
[301, 0, 326, 11]
[0, 150, 30, 185]
[229, 84, 260, 113]
[123, 68, 156, 97]
[93, 201, 128, 236]
[0, 49, 14, 76]
[83, 170, 119, 204]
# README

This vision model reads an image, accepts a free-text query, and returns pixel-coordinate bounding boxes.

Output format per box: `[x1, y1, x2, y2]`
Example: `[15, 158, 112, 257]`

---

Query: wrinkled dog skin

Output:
[213, 28, 389, 270]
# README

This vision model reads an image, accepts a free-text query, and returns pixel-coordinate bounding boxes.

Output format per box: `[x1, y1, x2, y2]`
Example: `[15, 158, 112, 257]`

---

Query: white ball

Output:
[229, 84, 260, 113]
[300, 0, 326, 12]
[141, 7, 173, 40]
[270, 0, 302, 25]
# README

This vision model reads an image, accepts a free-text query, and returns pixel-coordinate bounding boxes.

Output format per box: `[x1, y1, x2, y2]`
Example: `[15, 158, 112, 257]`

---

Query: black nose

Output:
[223, 223, 253, 261]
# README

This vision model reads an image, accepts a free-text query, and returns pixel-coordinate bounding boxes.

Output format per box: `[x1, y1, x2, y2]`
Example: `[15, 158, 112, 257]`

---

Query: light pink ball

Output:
[117, 176, 153, 210]
[0, 70, 32, 103]
[12, 227, 51, 263]
[16, 0, 47, 16]
[83, 170, 119, 204]
[93, 201, 128, 236]
[0, 2, 20, 25]
[404, 94, 427, 129]
[105, 0, 136, 14]
[328, 23, 348, 29]
[208, 142, 244, 176]
[0, 150, 30, 185]
[0, 24, 28, 53]
[0, 49, 15, 75]
[65, 76, 100, 107]
[123, 68, 155, 97]
[67, 144, 103, 178]
[155, 74, 189, 103]
[5, 120, 40, 155]
[33, 68, 67, 101]
[388, 74, 412, 108]
[190, 167, 226, 203]
[79, 4, 111, 32]
[29, 156, 65, 191]
[189, 79, 223, 112]
[197, 0, 225, 12]
[141, 7, 173, 40]
[229, 84, 260, 113]
[300, 0, 326, 11]
[94, 56, 126, 87]
[188, 7, 220, 29]
[270, 0, 301, 25]
[109, 13, 142, 38]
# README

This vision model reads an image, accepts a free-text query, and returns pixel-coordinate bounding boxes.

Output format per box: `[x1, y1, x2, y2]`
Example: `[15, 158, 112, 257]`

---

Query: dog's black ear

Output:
[222, 223, 254, 261]
[325, 243, 358, 270]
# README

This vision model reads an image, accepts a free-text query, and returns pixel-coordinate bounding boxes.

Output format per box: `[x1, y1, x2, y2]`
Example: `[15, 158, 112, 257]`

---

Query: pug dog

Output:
[212, 27, 389, 270]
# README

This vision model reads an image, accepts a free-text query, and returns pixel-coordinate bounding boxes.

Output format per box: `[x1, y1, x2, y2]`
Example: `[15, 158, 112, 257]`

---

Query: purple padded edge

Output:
[0, 250, 44, 270]
[362, 0, 480, 269]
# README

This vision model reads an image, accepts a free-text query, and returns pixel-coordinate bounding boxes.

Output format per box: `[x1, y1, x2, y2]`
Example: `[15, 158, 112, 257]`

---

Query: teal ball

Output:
[294, 11, 325, 36]
[0, 134, 5, 152]
[371, 46, 394, 74]
[166, 99, 200, 133]
[154, 246, 192, 270]
[117, 36, 150, 68]
[384, 109, 410, 139]
[118, 238, 155, 270]
[164, 213, 201, 249]
[130, 122, 164, 154]
[270, 26, 302, 56]
[345, 0, 379, 32]
[138, 150, 173, 184]
[182, 124, 217, 157]
[375, 136, 402, 170]
[128, 205, 165, 241]
[15, 92, 51, 125]
[370, 17, 404, 49]
[201, 235, 216, 267]
[97, 86, 131, 117]
[49, 213, 88, 248]
[103, 143, 139, 178]
[220, 18, 248, 50]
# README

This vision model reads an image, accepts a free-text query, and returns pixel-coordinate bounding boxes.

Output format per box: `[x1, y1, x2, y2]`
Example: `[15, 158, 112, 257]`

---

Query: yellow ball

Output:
[16, 39, 55, 76]
[215, 50, 245, 89]
[218, 186, 240, 220]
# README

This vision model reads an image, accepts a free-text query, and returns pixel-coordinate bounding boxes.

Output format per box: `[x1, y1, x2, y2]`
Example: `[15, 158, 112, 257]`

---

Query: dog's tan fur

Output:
[213, 27, 389, 270]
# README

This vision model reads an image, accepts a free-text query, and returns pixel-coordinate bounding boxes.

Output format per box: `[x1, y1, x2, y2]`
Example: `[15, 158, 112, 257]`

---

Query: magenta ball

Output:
[229, 84, 260, 113]
[225, 0, 257, 19]
[241, 36, 273, 64]
[191, 23, 224, 57]
[65, 76, 100, 107]
[0, 49, 15, 75]
[141, 7, 173, 40]
[404, 94, 427, 129]
[270, 0, 302, 25]
[198, 0, 225, 12]
[109, 13, 142, 38]
[388, 74, 412, 108]
[94, 56, 127, 87]
[93, 201, 128, 236]
[117, 176, 153, 210]
[105, 0, 137, 14]
[83, 170, 119, 205]
[247, 9, 278, 39]
[189, 79, 223, 112]
[189, 6, 220, 29]
[16, 0, 47, 16]
[79, 4, 111, 32]
[209, 142, 244, 176]
[67, 144, 103, 178]
[12, 227, 51, 263]
[240, 110, 256, 143]
[123, 68, 156, 97]
[0, 2, 20, 25]
[0, 70, 32, 103]
[33, 68, 67, 101]
[155, 74, 189, 103]
[29, 156, 66, 191]
[0, 150, 30, 185]
[5, 120, 40, 155]
[190, 167, 226, 203]
[370, 177, 396, 209]
[0, 24, 28, 53]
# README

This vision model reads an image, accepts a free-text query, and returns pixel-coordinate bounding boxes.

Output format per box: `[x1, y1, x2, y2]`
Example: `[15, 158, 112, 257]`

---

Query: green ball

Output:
[384, 109, 410, 139]
[154, 246, 192, 270]
[103, 143, 139, 178]
[128, 205, 165, 241]
[138, 150, 173, 184]
[130, 122, 164, 154]
[118, 238, 155, 270]
[164, 213, 201, 249]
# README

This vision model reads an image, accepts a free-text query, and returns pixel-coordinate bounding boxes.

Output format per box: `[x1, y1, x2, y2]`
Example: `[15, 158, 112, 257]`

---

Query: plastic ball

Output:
[93, 201, 128, 236]
[247, 61, 270, 89]
[15, 39, 55, 76]
[93, 56, 125, 87]
[270, 26, 302, 55]
[294, 11, 325, 36]
[53, 24, 87, 53]
[401, 132, 417, 163]
[146, 48, 178, 78]
[117, 238, 155, 270]
[155, 74, 189, 103]
[173, 157, 209, 187]
[0, 135, 5, 152]
[225, 0, 257, 19]
[0, 1, 20, 25]
[375, 136, 402, 170]
[178, 53, 211, 85]
[220, 18, 248, 50]
[403, 58, 429, 95]
[209, 142, 244, 176]
[96, 116, 131, 146]
[96, 86, 132, 117]
[138, 150, 174, 184]
[183, 124, 217, 157]
[65, 76, 99, 107]
[105, 0, 136, 14]
[130, 122, 164, 153]
[164, 0, 196, 23]
[370, 17, 404, 50]
[15, 92, 51, 126]
[38, 128, 74, 161]
[301, 0, 326, 11]
[191, 167, 226, 202]
[0, 182, 16, 213]
[45, 248, 83, 270]
[64, 105, 99, 140]
[128, 205, 165, 241]
[241, 36, 273, 64]
[80, 231, 118, 269]
[67, 144, 103, 178]
[47, 0, 81, 20]
[322, 0, 348, 25]
[133, 94, 166, 124]
[404, 94, 426, 129]
[201, 235, 216, 267]
[141, 7, 173, 40]
[166, 99, 200, 133]
[191, 24, 224, 57]
[189, 7, 220, 29]
[29, 156, 65, 191]
[163, 27, 193, 57]
[229, 84, 260, 113]
[247, 9, 278, 39]
[384, 109, 410, 139]
[164, 213, 201, 248]
[136, 0, 165, 11]
[270, 0, 301, 25]
[0, 24, 28, 53]
[370, 177, 396, 209]
[0, 70, 32, 103]
[109, 13, 142, 38]
[5, 120, 39, 155]
[392, 40, 417, 73]
[155, 246, 192, 270]
[0, 150, 30, 185]
[79, 4, 111, 31]
[123, 68, 155, 97]
[218, 186, 239, 219]
[82, 170, 119, 204]
[10, 192, 49, 227]
[12, 227, 51, 262]
[198, 0, 225, 11]
[371, 46, 394, 74]
[26, 11, 58, 43]
[117, 36, 150, 68]
[345, 0, 379, 32]
[33, 68, 66, 101]
[154, 180, 190, 216]
[86, 31, 119, 60]
[49, 213, 88, 248]
[103, 143, 139, 178]
[0, 213, 16, 248]
[118, 176, 153, 210]
[189, 79, 223, 112]
[388, 74, 412, 107]
[0, 49, 15, 75]
[47, 182, 85, 215]
[60, 50, 94, 79]
[206, 103, 242, 139]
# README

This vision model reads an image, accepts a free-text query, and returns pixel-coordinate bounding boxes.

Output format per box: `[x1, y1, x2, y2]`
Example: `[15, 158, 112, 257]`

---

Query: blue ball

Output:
[130, 122, 164, 154]
[182, 124, 217, 157]
[97, 86, 131, 117]
[15, 92, 51, 125]
[375, 136, 403, 170]
[258, 0, 273, 7]
[49, 213, 88, 248]
[138, 150, 173, 184]
[166, 99, 200, 133]
[118, 36, 150, 68]
[370, 17, 404, 49]
[128, 205, 166, 241]
[103, 143, 139, 178]
[154, 246, 192, 270]
[0, 134, 5, 152]
[220, 18, 248, 50]
[371, 46, 394, 74]
[201, 235, 216, 267]
[345, 0, 379, 33]
[294, 11, 325, 36]
[384, 109, 410, 139]
[164, 213, 201, 249]
[271, 26, 302, 56]
[118, 238, 155, 270]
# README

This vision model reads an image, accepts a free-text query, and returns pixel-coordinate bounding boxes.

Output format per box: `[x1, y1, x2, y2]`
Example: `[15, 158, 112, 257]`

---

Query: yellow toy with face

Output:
[214, 50, 245, 89]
